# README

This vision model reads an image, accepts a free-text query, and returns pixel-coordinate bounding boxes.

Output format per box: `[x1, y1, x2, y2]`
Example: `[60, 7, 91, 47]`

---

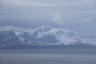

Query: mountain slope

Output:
[0, 26, 96, 49]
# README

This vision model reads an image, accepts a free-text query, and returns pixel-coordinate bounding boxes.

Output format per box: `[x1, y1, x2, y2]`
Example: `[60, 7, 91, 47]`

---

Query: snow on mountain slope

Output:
[0, 26, 95, 48]
[32, 26, 81, 45]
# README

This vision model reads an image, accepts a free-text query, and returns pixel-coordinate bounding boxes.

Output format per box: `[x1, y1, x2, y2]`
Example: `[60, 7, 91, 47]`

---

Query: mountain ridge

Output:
[0, 26, 96, 49]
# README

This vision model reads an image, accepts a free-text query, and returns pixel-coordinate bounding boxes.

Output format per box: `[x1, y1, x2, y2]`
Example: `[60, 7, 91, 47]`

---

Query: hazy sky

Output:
[0, 0, 96, 38]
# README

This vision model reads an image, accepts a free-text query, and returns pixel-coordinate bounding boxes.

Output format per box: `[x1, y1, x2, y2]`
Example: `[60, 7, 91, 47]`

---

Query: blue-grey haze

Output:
[0, 1, 96, 64]
[0, 0, 96, 44]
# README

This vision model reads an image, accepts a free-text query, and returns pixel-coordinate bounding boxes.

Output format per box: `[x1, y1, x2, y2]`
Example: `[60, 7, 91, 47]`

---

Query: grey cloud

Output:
[0, 0, 96, 39]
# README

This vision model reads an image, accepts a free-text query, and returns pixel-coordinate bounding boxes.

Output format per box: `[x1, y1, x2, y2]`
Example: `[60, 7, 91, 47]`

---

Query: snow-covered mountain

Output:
[0, 26, 96, 49]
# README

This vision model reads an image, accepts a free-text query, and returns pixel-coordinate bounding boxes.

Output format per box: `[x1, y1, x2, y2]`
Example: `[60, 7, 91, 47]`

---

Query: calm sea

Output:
[0, 49, 96, 64]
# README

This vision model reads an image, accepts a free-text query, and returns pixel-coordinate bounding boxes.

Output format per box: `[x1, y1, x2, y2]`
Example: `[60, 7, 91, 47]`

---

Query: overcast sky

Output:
[0, 0, 96, 38]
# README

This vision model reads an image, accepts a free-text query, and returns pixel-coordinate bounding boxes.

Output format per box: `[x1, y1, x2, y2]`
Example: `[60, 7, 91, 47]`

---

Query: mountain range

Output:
[0, 26, 96, 49]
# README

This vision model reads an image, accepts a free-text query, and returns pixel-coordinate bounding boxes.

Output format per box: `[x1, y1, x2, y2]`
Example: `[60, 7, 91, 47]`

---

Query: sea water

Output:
[0, 49, 96, 64]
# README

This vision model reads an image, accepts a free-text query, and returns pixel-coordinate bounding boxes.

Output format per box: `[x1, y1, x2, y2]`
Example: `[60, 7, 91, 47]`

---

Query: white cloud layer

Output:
[3, 0, 54, 7]
[3, 0, 96, 7]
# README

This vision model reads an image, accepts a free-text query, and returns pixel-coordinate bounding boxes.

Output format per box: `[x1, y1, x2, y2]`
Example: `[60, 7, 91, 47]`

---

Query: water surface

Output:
[0, 49, 96, 64]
